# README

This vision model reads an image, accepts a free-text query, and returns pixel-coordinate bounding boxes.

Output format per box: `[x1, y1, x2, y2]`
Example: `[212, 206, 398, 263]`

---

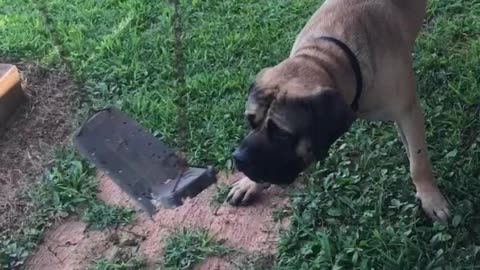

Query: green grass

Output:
[0, 0, 57, 63]
[162, 228, 232, 270]
[1, 0, 480, 269]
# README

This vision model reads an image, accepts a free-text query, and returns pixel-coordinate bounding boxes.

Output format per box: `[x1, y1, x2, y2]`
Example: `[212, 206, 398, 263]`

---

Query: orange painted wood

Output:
[0, 64, 26, 125]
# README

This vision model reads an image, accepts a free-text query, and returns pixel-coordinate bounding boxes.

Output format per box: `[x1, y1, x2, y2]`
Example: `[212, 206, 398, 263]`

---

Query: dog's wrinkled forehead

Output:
[269, 98, 311, 131]
[246, 83, 311, 133]
[245, 65, 317, 121]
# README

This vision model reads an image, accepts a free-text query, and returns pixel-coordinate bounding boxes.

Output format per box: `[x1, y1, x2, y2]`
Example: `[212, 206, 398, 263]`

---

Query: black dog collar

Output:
[317, 36, 363, 111]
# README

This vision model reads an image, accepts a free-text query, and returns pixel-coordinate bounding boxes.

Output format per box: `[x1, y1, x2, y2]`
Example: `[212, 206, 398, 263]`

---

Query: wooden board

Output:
[0, 64, 27, 126]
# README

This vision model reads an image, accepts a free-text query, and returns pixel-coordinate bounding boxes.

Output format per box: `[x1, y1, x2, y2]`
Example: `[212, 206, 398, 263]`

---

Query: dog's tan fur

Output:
[228, 0, 450, 221]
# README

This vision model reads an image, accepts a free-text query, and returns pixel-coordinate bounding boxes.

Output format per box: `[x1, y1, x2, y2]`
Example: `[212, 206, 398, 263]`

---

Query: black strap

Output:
[317, 36, 363, 111]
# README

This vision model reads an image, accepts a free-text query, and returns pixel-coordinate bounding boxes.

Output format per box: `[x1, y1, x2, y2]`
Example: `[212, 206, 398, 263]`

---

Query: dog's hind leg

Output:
[396, 104, 449, 221]
[396, 124, 409, 158]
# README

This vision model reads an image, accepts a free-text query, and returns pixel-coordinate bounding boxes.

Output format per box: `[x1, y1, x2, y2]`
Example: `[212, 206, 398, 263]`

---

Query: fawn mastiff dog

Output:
[227, 0, 450, 221]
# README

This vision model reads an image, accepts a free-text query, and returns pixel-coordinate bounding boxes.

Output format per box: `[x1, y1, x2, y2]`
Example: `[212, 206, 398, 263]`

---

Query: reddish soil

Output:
[25, 172, 291, 269]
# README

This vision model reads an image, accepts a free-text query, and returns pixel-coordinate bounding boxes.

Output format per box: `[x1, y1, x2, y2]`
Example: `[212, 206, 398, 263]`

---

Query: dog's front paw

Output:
[416, 186, 450, 221]
[226, 177, 267, 206]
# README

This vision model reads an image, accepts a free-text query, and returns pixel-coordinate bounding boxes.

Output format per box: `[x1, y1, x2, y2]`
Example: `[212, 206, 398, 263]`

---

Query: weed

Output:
[90, 256, 146, 270]
[272, 205, 292, 223]
[34, 149, 135, 231]
[162, 228, 232, 270]
[82, 203, 135, 231]
[0, 148, 135, 269]
[234, 254, 275, 270]
[210, 182, 231, 208]
[33, 149, 98, 217]
[0, 237, 30, 270]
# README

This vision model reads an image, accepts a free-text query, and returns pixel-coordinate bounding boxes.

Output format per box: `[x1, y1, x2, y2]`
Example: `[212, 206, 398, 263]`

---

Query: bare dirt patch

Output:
[0, 60, 76, 233]
[25, 172, 291, 270]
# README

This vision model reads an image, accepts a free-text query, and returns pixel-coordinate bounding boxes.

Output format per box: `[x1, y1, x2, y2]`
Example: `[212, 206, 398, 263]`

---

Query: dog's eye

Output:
[246, 114, 257, 129]
[276, 128, 292, 141]
[247, 83, 255, 94]
[267, 119, 292, 142]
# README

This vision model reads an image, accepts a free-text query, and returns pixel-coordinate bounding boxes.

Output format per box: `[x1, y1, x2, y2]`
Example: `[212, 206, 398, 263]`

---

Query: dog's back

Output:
[292, 0, 426, 53]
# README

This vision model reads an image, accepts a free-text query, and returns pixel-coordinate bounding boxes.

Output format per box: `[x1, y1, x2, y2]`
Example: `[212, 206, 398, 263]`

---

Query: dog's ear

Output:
[245, 68, 277, 127]
[308, 89, 356, 159]
[245, 84, 274, 127]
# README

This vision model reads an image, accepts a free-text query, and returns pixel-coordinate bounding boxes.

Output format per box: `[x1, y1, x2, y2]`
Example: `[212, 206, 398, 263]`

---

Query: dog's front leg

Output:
[226, 177, 270, 206]
[396, 102, 450, 221]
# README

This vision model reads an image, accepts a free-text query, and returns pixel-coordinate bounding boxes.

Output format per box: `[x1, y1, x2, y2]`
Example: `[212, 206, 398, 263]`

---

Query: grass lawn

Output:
[1, 0, 480, 269]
